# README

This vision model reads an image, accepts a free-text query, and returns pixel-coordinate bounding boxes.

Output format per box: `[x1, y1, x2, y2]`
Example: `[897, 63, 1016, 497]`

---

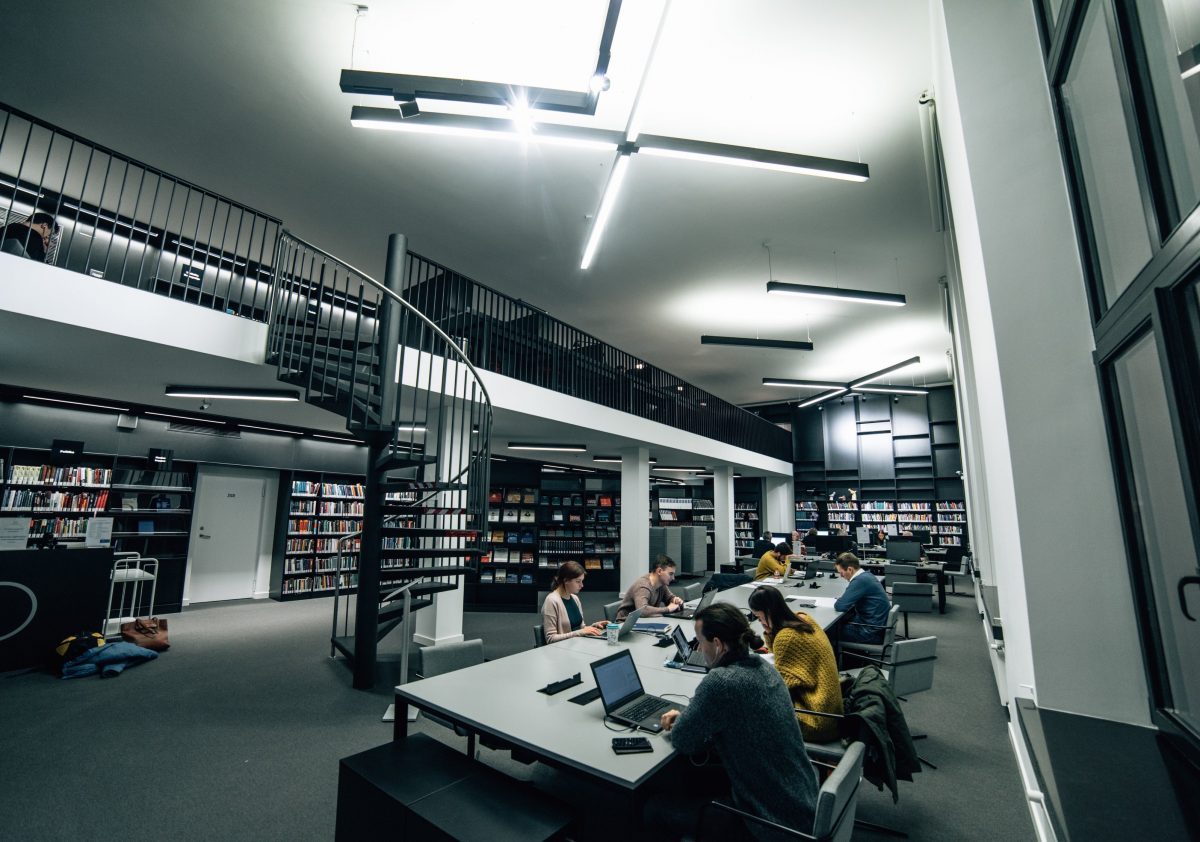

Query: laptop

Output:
[589, 648, 687, 732]
[669, 624, 710, 672]
[579, 608, 644, 641]
[675, 586, 717, 620]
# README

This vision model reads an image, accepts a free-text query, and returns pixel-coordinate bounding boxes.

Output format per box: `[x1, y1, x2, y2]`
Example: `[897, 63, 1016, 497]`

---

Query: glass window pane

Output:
[1111, 329, 1200, 739]
[1137, 0, 1200, 225]
[1062, 1, 1155, 306]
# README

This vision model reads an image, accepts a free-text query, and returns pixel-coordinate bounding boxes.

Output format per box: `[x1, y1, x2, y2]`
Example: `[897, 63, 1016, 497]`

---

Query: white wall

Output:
[933, 0, 1151, 724]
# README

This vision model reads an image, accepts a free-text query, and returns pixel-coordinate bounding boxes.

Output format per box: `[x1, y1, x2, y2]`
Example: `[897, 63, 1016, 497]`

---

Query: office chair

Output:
[840, 636, 939, 770]
[602, 600, 623, 622]
[679, 581, 705, 602]
[532, 624, 546, 648]
[942, 547, 971, 596]
[890, 582, 935, 638]
[694, 742, 866, 842]
[841, 604, 901, 666]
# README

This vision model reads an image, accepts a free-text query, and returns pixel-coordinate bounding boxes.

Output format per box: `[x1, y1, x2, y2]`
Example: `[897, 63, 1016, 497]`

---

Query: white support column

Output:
[414, 414, 467, 647]
[763, 476, 793, 537]
[619, 446, 650, 595]
[712, 466, 735, 571]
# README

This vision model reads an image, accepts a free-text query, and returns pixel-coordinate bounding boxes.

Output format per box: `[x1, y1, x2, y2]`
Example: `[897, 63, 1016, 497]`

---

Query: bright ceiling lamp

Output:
[855, 385, 929, 396]
[797, 388, 847, 409]
[240, 423, 303, 437]
[652, 465, 706, 473]
[164, 386, 299, 402]
[350, 107, 620, 151]
[767, 280, 906, 307]
[580, 152, 632, 270]
[849, 356, 922, 388]
[762, 377, 843, 389]
[508, 442, 587, 452]
[638, 136, 869, 182]
[701, 336, 814, 351]
[23, 394, 129, 412]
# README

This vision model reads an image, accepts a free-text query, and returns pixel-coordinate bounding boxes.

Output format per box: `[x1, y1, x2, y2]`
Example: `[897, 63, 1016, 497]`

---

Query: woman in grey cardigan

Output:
[541, 561, 608, 643]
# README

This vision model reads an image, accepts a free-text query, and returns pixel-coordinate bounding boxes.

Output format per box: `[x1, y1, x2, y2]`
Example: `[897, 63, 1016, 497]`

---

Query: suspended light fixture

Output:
[765, 357, 924, 410]
[766, 281, 906, 307]
[701, 336, 814, 351]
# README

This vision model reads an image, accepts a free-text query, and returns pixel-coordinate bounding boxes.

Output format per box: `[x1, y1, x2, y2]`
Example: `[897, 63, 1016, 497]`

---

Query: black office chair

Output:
[532, 624, 546, 648]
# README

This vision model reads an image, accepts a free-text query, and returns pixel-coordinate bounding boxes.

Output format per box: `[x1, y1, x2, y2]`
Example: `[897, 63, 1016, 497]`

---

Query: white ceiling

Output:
[0, 0, 949, 410]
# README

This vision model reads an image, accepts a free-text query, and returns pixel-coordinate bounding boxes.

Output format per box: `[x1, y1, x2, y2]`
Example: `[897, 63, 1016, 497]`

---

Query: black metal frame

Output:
[1041, 0, 1200, 762]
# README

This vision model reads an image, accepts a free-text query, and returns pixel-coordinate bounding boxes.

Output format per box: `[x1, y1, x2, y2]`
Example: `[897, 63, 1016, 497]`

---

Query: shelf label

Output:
[85, 517, 114, 548]
[0, 518, 27, 551]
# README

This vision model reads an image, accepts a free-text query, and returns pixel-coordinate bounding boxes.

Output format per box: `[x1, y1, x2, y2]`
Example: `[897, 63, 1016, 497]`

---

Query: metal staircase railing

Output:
[267, 230, 492, 689]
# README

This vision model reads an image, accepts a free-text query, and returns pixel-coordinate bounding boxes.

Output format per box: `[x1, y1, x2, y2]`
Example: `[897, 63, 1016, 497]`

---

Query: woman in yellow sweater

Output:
[748, 586, 844, 742]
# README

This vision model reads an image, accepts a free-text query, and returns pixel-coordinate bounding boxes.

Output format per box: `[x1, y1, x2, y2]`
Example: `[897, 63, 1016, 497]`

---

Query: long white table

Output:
[392, 578, 849, 792]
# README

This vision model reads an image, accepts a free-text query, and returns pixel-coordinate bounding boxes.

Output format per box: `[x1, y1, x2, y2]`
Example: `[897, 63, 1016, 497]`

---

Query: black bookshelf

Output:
[270, 470, 363, 601]
[538, 475, 621, 592]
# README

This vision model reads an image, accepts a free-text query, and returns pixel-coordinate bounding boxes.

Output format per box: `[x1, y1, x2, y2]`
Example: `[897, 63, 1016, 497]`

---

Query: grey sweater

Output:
[668, 653, 818, 839]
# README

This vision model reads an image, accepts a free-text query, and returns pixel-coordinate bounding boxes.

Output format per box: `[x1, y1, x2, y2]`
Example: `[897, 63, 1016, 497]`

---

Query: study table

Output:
[391, 578, 847, 793]
[805, 551, 948, 614]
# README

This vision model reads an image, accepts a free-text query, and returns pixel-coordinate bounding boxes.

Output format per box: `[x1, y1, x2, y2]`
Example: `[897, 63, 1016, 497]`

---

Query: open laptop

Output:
[579, 607, 644, 641]
[669, 624, 710, 672]
[675, 586, 717, 620]
[589, 648, 687, 732]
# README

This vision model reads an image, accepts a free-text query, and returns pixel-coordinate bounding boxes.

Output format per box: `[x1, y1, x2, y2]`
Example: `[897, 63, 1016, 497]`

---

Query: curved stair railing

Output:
[267, 231, 492, 690]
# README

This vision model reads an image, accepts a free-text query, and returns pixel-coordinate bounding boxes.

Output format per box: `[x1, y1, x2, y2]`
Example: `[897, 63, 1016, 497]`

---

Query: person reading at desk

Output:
[753, 542, 792, 582]
[615, 554, 683, 619]
[748, 586, 843, 742]
[658, 602, 818, 839]
[541, 561, 608, 643]
[833, 552, 891, 644]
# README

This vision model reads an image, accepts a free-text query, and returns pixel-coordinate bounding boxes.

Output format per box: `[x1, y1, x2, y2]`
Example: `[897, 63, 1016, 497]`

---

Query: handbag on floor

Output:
[120, 617, 170, 652]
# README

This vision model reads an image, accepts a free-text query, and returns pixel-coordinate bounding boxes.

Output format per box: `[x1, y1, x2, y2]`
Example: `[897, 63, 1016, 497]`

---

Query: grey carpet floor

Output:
[0, 586, 1033, 840]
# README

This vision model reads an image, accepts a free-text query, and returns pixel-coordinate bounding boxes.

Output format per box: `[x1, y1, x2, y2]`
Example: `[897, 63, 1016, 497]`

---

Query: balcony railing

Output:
[400, 253, 792, 461]
[0, 101, 791, 462]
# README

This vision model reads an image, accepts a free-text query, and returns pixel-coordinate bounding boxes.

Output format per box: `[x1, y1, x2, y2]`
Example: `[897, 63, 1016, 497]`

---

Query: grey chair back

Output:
[812, 741, 865, 842]
[811, 559, 837, 573]
[884, 563, 918, 587]
[886, 636, 938, 697]
[679, 581, 705, 602]
[419, 639, 484, 678]
[891, 581, 934, 614]
[603, 600, 623, 622]
[533, 624, 546, 648]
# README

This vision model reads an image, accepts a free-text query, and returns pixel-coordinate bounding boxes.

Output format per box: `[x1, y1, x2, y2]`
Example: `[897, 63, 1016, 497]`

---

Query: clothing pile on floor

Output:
[55, 626, 164, 679]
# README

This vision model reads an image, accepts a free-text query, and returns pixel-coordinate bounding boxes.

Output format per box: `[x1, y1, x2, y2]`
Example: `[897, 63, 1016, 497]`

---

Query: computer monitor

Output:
[770, 532, 792, 546]
[886, 538, 922, 563]
[909, 529, 932, 546]
[812, 534, 853, 555]
[815, 529, 830, 536]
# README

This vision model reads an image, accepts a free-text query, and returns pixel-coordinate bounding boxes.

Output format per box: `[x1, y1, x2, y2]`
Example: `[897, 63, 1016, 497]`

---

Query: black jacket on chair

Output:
[839, 665, 921, 801]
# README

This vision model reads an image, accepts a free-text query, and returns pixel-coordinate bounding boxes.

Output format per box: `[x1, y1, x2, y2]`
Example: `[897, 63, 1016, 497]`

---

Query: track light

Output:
[702, 336, 814, 351]
[767, 280, 906, 307]
[590, 73, 611, 93]
[165, 386, 300, 402]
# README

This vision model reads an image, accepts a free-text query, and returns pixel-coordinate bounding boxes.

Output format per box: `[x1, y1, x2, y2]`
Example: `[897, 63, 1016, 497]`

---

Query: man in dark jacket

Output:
[1, 211, 57, 262]
[834, 552, 891, 643]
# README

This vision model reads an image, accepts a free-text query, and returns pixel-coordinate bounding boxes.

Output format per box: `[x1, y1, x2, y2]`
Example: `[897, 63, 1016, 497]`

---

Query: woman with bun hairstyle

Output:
[540, 561, 608, 643]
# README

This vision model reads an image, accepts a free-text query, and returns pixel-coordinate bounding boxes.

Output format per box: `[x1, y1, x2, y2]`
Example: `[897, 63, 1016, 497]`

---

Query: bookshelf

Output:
[539, 476, 621, 592]
[934, 501, 968, 546]
[271, 470, 364, 601]
[795, 500, 820, 533]
[478, 484, 539, 609]
[0, 447, 195, 612]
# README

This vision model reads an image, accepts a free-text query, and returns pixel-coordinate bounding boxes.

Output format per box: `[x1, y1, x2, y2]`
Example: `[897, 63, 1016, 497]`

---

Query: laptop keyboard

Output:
[619, 696, 670, 722]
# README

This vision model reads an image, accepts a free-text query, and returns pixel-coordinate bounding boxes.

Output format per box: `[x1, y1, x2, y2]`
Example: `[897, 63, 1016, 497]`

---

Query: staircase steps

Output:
[375, 449, 437, 472]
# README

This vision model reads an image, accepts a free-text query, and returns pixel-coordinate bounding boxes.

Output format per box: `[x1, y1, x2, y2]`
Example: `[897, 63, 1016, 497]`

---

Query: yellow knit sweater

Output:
[767, 616, 844, 743]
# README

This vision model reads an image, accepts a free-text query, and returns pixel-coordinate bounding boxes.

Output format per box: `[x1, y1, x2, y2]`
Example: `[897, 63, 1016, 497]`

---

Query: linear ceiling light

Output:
[580, 152, 632, 270]
[22, 394, 129, 412]
[593, 455, 658, 463]
[638, 135, 869, 182]
[652, 466, 706, 473]
[508, 442, 587, 453]
[240, 423, 303, 437]
[145, 411, 225, 424]
[394, 424, 427, 433]
[848, 356, 923, 388]
[350, 106, 621, 151]
[797, 388, 847, 409]
[701, 336, 814, 351]
[312, 433, 366, 444]
[164, 387, 300, 402]
[855, 385, 929, 396]
[761, 378, 844, 389]
[767, 280, 906, 307]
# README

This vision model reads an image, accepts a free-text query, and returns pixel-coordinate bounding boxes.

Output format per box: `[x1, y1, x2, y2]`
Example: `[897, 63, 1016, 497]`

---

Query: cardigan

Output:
[767, 616, 844, 742]
[541, 590, 591, 643]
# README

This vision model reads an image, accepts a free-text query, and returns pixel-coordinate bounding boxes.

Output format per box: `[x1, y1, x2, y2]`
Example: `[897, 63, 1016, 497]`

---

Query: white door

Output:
[187, 468, 268, 603]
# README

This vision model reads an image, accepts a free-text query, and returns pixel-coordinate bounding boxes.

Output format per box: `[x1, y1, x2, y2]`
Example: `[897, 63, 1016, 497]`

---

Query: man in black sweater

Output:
[1, 212, 57, 262]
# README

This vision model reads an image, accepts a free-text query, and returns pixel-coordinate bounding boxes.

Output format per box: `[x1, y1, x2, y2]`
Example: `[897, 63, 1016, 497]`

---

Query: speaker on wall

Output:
[117, 413, 138, 431]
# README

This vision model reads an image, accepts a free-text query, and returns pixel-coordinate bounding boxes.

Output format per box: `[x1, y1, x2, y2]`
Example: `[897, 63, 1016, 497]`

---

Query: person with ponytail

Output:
[658, 602, 818, 837]
[748, 585, 843, 742]
[540, 561, 608, 644]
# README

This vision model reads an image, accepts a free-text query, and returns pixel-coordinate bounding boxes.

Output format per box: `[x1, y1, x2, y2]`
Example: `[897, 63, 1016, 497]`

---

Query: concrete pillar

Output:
[619, 446, 650, 594]
[414, 412, 467, 646]
[712, 466, 735, 571]
[763, 476, 793, 536]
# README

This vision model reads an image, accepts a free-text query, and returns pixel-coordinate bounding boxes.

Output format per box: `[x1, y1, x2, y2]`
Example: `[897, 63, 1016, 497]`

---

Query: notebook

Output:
[589, 648, 686, 733]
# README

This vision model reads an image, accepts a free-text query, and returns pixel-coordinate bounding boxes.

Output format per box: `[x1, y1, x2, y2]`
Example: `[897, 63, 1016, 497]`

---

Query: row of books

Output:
[536, 557, 616, 570]
[488, 488, 538, 505]
[896, 515, 934, 523]
[540, 539, 617, 554]
[281, 573, 358, 595]
[546, 510, 614, 523]
[541, 526, 619, 539]
[323, 483, 364, 498]
[28, 516, 90, 537]
[489, 529, 536, 545]
[479, 570, 534, 584]
[289, 518, 359, 534]
[291, 481, 320, 496]
[8, 465, 113, 486]
[2, 488, 110, 511]
[485, 549, 535, 564]
[734, 502, 758, 511]
[286, 537, 362, 554]
[540, 493, 617, 507]
[487, 509, 536, 523]
[320, 501, 364, 515]
[936, 502, 966, 510]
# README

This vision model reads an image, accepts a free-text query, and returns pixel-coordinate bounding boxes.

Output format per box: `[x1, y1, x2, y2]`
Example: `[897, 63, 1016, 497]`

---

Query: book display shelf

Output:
[795, 500, 820, 534]
[734, 479, 762, 559]
[271, 470, 364, 601]
[818, 499, 969, 547]
[0, 446, 195, 612]
[479, 484, 538, 609]
[539, 476, 621, 592]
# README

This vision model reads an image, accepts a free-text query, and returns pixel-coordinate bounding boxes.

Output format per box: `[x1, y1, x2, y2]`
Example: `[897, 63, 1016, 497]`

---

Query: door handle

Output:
[199, 534, 211, 540]
[1179, 576, 1200, 621]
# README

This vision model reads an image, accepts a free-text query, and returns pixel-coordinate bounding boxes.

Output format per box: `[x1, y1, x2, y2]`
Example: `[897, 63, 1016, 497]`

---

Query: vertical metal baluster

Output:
[221, 206, 247, 313]
[62, 144, 95, 269]
[199, 194, 221, 310]
[82, 153, 113, 275]
[116, 162, 147, 286]
[99, 155, 131, 280]
[47, 135, 77, 266]
[163, 179, 188, 299]
[3, 118, 33, 224]
[134, 171, 163, 291]
[212, 202, 234, 312]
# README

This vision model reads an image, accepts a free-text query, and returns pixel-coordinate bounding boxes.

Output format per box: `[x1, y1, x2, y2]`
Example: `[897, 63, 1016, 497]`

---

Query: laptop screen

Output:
[591, 650, 644, 712]
[671, 624, 692, 657]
